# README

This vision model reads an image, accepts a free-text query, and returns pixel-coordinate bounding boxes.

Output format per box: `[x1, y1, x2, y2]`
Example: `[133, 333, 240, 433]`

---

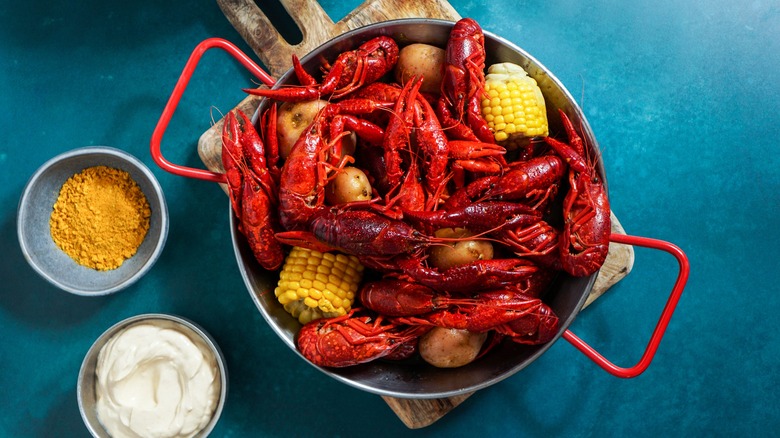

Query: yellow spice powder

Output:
[49, 165, 151, 270]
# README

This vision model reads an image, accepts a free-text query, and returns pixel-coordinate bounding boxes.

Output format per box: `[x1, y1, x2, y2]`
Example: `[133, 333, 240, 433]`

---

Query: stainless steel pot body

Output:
[231, 18, 604, 399]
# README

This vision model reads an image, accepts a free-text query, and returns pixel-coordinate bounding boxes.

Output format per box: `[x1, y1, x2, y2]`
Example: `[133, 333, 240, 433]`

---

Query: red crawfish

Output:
[276, 206, 540, 265]
[411, 81, 450, 205]
[443, 154, 567, 211]
[276, 101, 386, 230]
[402, 200, 541, 234]
[381, 76, 422, 193]
[246, 36, 399, 102]
[544, 110, 611, 277]
[359, 277, 555, 318]
[296, 309, 431, 368]
[221, 110, 284, 271]
[275, 208, 440, 257]
[360, 280, 559, 345]
[437, 18, 495, 144]
[395, 257, 545, 294]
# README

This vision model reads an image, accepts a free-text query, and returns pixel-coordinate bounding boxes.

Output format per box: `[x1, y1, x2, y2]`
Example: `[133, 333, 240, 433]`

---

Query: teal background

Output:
[2, 0, 779, 436]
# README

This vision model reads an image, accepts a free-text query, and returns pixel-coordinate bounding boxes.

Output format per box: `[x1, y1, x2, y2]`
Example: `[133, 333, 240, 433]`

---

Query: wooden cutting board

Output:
[199, 0, 635, 429]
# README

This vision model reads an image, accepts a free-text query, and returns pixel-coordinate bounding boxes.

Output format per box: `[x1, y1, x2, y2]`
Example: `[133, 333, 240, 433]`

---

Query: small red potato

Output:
[429, 228, 494, 270]
[276, 99, 328, 159]
[394, 43, 446, 94]
[325, 166, 372, 205]
[419, 327, 488, 368]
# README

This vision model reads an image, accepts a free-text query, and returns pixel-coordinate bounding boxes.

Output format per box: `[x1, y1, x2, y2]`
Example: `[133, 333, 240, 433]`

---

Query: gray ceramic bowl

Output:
[77, 313, 228, 438]
[17, 146, 168, 295]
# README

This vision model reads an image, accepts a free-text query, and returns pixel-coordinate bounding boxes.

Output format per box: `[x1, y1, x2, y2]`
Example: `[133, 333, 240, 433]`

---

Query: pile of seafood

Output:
[221, 18, 610, 368]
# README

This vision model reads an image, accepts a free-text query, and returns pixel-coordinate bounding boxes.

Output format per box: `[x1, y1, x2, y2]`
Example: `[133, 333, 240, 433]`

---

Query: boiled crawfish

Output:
[395, 257, 549, 294]
[437, 18, 495, 144]
[221, 110, 284, 271]
[296, 308, 431, 367]
[246, 36, 399, 102]
[544, 110, 611, 277]
[360, 280, 559, 344]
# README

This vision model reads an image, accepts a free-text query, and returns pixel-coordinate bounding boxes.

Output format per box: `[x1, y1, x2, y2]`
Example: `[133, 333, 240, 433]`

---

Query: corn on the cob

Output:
[274, 246, 364, 324]
[481, 62, 548, 148]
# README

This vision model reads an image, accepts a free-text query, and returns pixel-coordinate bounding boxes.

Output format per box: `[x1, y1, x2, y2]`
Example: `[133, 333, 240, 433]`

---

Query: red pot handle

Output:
[150, 38, 276, 183]
[563, 233, 690, 378]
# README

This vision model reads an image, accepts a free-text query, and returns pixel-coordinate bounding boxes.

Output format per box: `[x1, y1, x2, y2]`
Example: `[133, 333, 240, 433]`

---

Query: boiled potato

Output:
[325, 166, 372, 205]
[429, 228, 494, 270]
[394, 43, 446, 94]
[276, 99, 328, 159]
[419, 327, 488, 368]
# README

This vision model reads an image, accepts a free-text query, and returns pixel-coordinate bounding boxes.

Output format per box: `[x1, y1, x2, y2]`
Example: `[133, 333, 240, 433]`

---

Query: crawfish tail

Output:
[359, 279, 439, 317]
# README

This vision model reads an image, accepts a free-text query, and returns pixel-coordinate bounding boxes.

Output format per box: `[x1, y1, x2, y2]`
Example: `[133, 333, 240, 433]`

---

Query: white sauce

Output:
[95, 323, 220, 438]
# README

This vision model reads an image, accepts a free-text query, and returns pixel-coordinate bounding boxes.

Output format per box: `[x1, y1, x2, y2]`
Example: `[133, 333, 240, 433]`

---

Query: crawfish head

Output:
[496, 302, 559, 345]
[359, 279, 439, 317]
[278, 121, 328, 230]
[484, 155, 566, 209]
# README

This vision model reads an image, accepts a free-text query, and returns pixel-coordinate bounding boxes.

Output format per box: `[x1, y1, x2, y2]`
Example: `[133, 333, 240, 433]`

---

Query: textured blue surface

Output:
[2, 1, 779, 436]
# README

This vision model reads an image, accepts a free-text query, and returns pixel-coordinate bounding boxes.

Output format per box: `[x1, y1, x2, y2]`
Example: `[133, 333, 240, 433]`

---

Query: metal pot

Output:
[151, 18, 690, 399]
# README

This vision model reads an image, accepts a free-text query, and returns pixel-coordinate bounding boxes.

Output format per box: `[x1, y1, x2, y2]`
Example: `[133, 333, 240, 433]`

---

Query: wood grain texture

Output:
[381, 393, 473, 429]
[202, 0, 635, 429]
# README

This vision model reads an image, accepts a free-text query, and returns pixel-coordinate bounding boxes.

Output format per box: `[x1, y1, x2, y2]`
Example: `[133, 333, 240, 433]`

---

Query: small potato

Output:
[276, 99, 328, 159]
[429, 228, 494, 270]
[419, 327, 488, 368]
[325, 166, 372, 205]
[394, 43, 446, 94]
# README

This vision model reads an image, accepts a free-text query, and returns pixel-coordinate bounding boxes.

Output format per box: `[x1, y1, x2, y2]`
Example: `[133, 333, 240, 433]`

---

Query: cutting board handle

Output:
[217, 0, 462, 77]
[218, 0, 337, 77]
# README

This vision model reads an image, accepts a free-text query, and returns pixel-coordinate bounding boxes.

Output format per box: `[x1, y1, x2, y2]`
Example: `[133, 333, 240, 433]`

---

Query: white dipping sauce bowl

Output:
[77, 314, 228, 438]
